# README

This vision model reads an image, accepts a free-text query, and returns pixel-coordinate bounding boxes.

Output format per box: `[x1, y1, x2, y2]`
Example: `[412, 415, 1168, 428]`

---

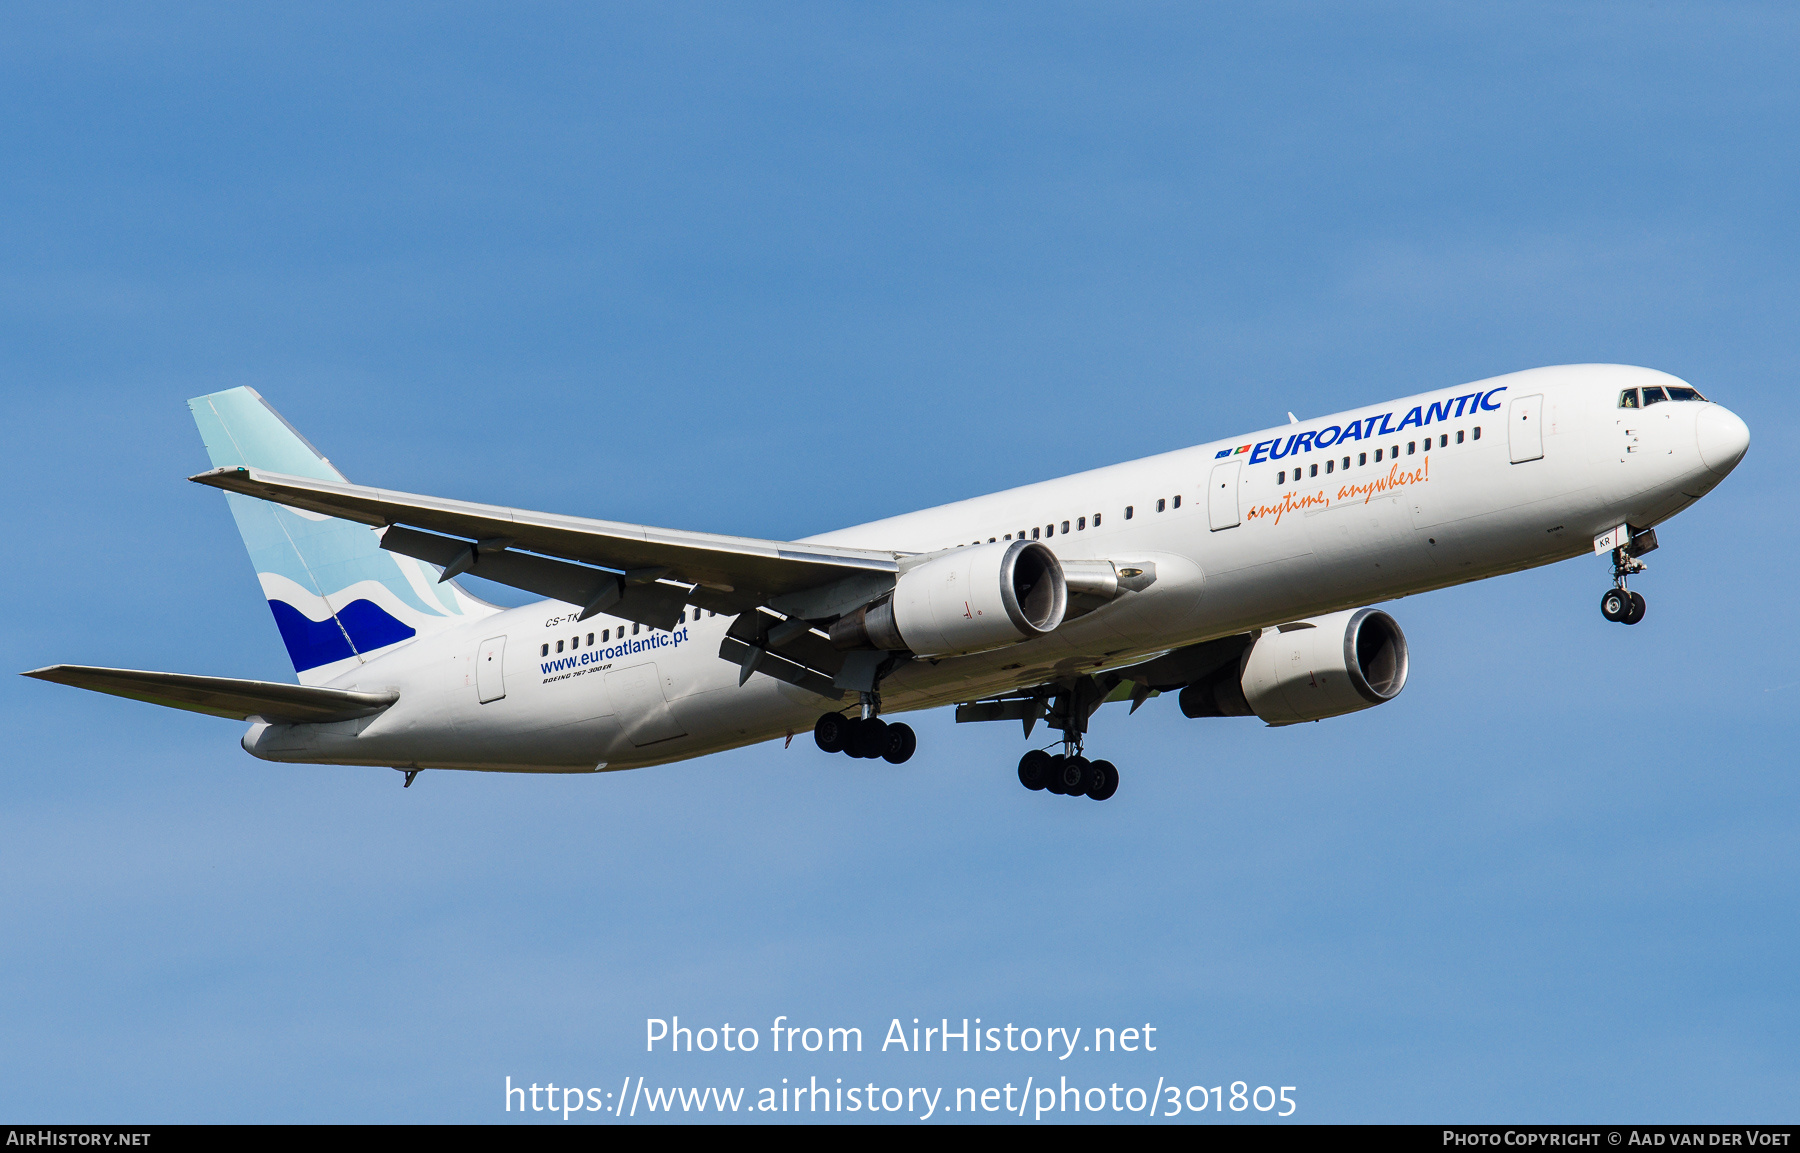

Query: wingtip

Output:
[188, 466, 250, 486]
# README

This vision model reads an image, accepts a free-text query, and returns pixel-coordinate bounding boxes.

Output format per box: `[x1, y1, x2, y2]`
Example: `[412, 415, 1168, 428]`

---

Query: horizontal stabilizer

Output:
[21, 665, 398, 724]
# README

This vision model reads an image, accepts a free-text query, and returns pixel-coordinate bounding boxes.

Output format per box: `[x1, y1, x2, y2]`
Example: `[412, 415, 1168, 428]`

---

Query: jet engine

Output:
[830, 539, 1067, 658]
[1179, 607, 1409, 726]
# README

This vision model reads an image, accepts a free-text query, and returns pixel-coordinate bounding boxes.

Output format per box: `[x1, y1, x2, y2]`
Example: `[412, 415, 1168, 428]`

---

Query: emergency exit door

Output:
[476, 636, 507, 703]
[1208, 460, 1242, 530]
[1509, 394, 1544, 463]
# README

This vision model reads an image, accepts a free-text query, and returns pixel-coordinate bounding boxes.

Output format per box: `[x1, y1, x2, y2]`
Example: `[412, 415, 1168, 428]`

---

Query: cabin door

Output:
[476, 636, 507, 703]
[1509, 394, 1545, 463]
[1208, 461, 1242, 530]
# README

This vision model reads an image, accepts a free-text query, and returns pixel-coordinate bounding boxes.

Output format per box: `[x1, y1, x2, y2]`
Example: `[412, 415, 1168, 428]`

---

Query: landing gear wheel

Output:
[1043, 755, 1070, 794]
[1623, 591, 1647, 625]
[881, 722, 916, 764]
[1018, 750, 1051, 790]
[1052, 756, 1089, 796]
[1600, 588, 1630, 622]
[849, 717, 888, 759]
[1086, 760, 1119, 801]
[814, 713, 851, 754]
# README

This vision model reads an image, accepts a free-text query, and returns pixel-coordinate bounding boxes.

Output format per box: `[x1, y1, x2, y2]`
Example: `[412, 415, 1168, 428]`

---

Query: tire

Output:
[1600, 588, 1629, 622]
[1018, 750, 1051, 790]
[1624, 591, 1647, 625]
[1043, 755, 1069, 794]
[1087, 760, 1119, 801]
[850, 717, 889, 759]
[882, 722, 917, 764]
[813, 713, 850, 754]
[1054, 756, 1089, 795]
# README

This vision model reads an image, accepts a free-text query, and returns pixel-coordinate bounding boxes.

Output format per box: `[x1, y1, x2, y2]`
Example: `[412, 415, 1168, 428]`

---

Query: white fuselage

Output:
[242, 364, 1744, 774]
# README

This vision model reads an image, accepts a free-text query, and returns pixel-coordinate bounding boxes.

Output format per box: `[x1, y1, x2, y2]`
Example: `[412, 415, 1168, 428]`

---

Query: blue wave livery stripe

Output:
[269, 599, 418, 673]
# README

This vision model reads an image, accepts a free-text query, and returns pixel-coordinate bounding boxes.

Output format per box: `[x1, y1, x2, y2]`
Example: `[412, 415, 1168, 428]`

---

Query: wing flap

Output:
[22, 665, 398, 724]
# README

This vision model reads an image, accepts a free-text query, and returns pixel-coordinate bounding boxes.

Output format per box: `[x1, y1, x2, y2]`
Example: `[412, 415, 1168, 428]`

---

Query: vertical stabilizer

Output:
[189, 388, 495, 685]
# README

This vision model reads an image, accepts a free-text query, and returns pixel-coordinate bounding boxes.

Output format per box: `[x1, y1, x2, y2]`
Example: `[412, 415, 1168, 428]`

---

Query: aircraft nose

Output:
[1695, 404, 1750, 476]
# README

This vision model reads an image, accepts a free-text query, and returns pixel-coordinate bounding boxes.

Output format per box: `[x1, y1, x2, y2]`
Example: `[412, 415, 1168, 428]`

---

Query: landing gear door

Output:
[1509, 394, 1545, 463]
[476, 636, 507, 703]
[1208, 460, 1242, 531]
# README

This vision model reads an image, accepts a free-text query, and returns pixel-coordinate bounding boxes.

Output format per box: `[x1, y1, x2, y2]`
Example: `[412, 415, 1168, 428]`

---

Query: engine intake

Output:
[830, 539, 1067, 658]
[1179, 607, 1409, 725]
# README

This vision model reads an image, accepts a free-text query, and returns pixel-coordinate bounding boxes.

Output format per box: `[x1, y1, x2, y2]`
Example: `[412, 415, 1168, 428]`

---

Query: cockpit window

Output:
[1666, 386, 1704, 401]
[1619, 389, 1639, 408]
[1641, 386, 1668, 405]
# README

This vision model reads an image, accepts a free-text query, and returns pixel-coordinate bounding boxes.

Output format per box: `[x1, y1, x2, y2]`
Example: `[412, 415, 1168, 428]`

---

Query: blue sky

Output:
[1, 2, 1795, 1123]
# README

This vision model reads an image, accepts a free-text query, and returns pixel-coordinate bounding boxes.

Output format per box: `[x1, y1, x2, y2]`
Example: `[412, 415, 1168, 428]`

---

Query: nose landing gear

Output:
[1600, 529, 1656, 625]
[1600, 586, 1646, 625]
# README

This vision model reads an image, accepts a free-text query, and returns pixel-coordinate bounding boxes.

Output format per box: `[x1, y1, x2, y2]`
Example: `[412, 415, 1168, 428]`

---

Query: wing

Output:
[190, 466, 901, 699]
[190, 466, 900, 628]
[22, 665, 399, 724]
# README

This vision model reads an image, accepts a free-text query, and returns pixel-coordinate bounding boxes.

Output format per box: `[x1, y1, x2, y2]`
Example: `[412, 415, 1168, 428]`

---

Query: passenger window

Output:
[1325, 459, 1334, 474]
[1004, 533, 1011, 540]
[1407, 441, 1416, 454]
[586, 633, 594, 646]
[1172, 495, 1181, 509]
[1374, 449, 1382, 462]
[1277, 470, 1285, 484]
[1060, 521, 1070, 534]
[1156, 499, 1166, 513]
[1093, 512, 1102, 526]
[1473, 426, 1481, 439]
[1309, 464, 1318, 477]
[1032, 527, 1040, 538]
[1341, 456, 1350, 470]
[1125, 506, 1133, 519]
[541, 643, 549, 656]
[1619, 389, 1639, 408]
[556, 640, 564, 653]
[988, 537, 996, 543]
[1391, 445, 1398, 457]
[1456, 430, 1464, 443]
[1438, 434, 1448, 447]
[632, 622, 640, 635]
[1077, 517, 1086, 530]
[1358, 452, 1367, 466]
[572, 636, 579, 648]
[1667, 386, 1701, 401]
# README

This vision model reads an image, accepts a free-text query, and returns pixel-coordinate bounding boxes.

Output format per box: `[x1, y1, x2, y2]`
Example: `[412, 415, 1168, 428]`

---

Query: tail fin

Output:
[189, 388, 495, 685]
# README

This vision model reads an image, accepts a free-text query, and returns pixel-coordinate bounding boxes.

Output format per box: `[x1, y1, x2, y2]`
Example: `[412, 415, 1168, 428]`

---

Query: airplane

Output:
[24, 363, 1748, 801]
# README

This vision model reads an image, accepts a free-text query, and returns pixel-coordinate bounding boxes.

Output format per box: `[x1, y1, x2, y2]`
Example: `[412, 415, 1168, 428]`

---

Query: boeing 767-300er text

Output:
[25, 365, 1749, 799]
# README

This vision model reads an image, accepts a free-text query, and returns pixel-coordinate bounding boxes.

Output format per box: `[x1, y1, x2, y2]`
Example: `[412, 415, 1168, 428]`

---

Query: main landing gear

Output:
[813, 711, 917, 764]
[1017, 749, 1118, 801]
[1015, 678, 1121, 801]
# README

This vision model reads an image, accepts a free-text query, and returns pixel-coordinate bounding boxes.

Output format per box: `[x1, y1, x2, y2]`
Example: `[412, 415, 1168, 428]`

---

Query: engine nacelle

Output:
[1179, 607, 1409, 725]
[830, 539, 1067, 658]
